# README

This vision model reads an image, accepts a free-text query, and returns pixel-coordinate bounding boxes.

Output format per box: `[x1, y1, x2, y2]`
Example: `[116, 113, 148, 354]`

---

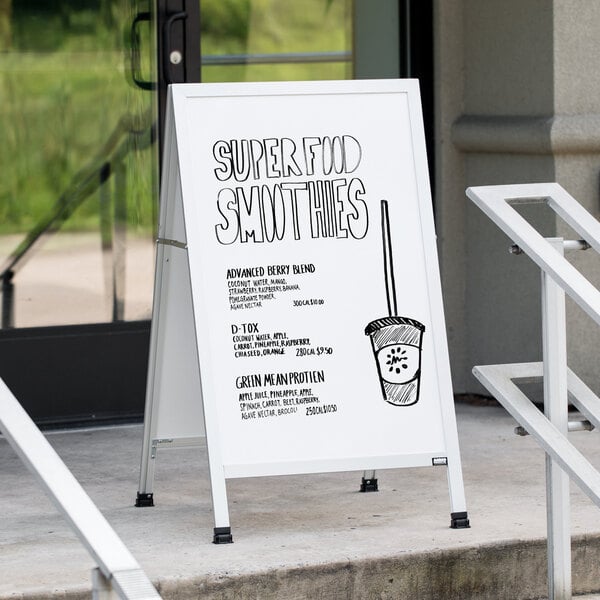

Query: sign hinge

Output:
[157, 237, 187, 249]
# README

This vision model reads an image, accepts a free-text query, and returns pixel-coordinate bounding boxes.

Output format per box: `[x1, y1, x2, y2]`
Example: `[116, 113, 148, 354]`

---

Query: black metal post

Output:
[2, 270, 15, 329]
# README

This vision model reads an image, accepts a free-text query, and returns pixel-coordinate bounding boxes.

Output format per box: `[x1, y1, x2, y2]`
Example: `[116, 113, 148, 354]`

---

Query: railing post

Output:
[99, 162, 114, 322]
[1, 269, 15, 329]
[542, 238, 571, 600]
[113, 161, 127, 321]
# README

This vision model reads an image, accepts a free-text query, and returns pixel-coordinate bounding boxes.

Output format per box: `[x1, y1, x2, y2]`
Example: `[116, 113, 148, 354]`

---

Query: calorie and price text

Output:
[230, 322, 332, 358]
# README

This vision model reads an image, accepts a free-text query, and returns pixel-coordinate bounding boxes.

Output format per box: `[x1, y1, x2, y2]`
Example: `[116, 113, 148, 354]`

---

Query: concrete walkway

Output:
[1, 402, 600, 599]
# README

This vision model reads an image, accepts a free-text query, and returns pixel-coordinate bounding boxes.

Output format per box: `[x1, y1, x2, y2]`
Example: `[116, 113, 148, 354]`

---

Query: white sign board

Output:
[138, 80, 468, 542]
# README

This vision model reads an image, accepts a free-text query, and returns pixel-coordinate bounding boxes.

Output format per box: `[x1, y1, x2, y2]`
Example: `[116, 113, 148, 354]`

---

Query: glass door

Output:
[0, 0, 158, 426]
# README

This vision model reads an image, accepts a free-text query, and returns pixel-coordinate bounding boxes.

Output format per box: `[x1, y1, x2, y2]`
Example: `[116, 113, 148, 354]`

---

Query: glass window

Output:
[0, 0, 157, 328]
[199, 0, 353, 83]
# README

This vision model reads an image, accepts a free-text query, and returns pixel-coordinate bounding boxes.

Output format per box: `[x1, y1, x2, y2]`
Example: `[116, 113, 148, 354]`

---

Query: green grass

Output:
[0, 48, 157, 234]
[0, 0, 350, 235]
[201, 0, 351, 82]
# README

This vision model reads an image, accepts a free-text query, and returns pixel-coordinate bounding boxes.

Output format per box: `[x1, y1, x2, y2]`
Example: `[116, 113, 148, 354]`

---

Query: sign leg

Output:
[446, 437, 470, 528]
[135, 350, 158, 507]
[210, 468, 233, 544]
[360, 469, 379, 492]
[135, 241, 165, 508]
[135, 435, 156, 507]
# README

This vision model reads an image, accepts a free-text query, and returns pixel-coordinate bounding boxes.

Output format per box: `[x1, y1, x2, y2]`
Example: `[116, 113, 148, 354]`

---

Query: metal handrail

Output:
[0, 377, 161, 598]
[0, 113, 155, 328]
[0, 114, 154, 279]
[468, 182, 600, 600]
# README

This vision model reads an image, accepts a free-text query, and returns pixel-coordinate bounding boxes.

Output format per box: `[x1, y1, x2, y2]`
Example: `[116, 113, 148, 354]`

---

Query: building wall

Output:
[553, 2, 600, 392]
[435, 0, 600, 395]
[434, 0, 468, 391]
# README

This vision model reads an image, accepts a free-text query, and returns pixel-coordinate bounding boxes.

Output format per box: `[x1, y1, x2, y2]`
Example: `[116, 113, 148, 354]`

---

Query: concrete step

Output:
[3, 404, 600, 599]
[151, 537, 600, 600]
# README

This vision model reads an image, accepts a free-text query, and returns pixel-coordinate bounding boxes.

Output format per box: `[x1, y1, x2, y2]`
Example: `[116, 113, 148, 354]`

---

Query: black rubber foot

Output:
[135, 492, 154, 507]
[213, 527, 234, 544]
[450, 511, 470, 529]
[359, 477, 379, 492]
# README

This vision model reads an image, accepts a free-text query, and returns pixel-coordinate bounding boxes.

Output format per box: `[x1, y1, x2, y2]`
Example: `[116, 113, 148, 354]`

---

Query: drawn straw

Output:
[381, 199, 398, 317]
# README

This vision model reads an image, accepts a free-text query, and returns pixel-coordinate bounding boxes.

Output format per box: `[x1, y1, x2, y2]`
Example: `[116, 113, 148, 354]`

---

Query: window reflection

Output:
[0, 0, 353, 329]
[0, 0, 157, 328]
[200, 0, 353, 83]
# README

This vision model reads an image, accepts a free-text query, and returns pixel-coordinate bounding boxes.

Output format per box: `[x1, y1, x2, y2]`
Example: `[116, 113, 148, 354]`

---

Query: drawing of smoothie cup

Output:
[365, 316, 425, 406]
[365, 199, 426, 406]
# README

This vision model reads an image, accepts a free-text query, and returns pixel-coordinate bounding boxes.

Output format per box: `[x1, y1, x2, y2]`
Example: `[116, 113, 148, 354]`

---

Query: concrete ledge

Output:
[4, 536, 600, 600]
[154, 536, 600, 600]
[452, 114, 600, 154]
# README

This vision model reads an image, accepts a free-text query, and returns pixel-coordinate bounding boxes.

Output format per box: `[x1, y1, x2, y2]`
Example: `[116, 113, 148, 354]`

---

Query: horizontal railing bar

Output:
[473, 362, 600, 507]
[515, 419, 594, 436]
[510, 239, 590, 255]
[202, 51, 352, 66]
[563, 239, 591, 251]
[0, 114, 154, 279]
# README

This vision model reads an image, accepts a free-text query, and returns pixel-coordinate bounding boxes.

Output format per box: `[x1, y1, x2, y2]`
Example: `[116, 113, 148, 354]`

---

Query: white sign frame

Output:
[137, 80, 468, 542]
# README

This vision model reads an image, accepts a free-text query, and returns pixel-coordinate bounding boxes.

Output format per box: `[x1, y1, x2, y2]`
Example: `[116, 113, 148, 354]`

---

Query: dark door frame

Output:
[400, 0, 434, 196]
[156, 0, 201, 162]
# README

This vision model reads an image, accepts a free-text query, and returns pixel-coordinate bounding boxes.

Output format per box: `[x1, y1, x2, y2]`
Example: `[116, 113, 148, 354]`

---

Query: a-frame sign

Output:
[136, 80, 469, 543]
